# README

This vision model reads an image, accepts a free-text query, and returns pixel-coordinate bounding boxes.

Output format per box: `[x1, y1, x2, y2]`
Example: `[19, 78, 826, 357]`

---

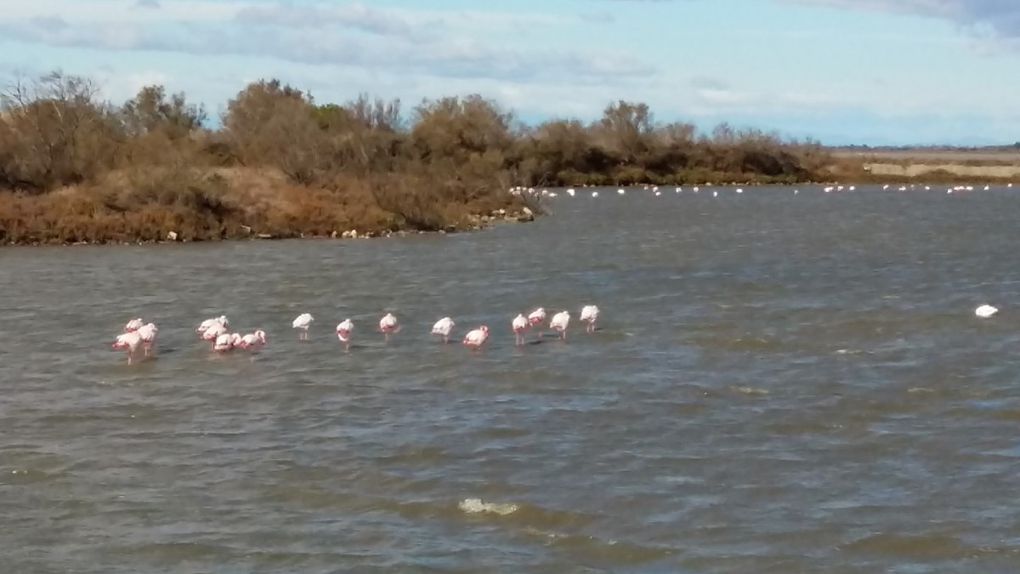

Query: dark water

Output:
[4, 185, 1020, 573]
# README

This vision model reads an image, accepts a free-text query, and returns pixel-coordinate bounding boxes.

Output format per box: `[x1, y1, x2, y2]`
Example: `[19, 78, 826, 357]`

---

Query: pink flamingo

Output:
[197, 315, 228, 335]
[213, 332, 240, 353]
[512, 313, 528, 346]
[202, 322, 228, 349]
[528, 307, 547, 338]
[580, 305, 600, 333]
[336, 318, 354, 351]
[136, 322, 158, 356]
[379, 313, 399, 342]
[112, 332, 143, 364]
[238, 330, 267, 350]
[550, 310, 570, 340]
[431, 317, 455, 343]
[292, 313, 314, 340]
[463, 325, 489, 349]
[124, 318, 144, 332]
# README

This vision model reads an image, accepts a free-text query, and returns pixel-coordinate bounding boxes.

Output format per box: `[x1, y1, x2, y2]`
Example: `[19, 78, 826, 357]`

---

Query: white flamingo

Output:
[136, 322, 158, 356]
[975, 305, 998, 318]
[292, 313, 314, 340]
[238, 330, 267, 350]
[431, 317, 455, 343]
[580, 305, 599, 333]
[379, 313, 399, 342]
[112, 332, 143, 364]
[550, 311, 570, 340]
[463, 326, 489, 349]
[197, 315, 228, 336]
[512, 313, 528, 346]
[336, 319, 354, 351]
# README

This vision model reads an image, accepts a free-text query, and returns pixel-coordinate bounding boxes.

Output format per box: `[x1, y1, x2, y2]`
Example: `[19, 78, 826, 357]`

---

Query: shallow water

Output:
[3, 185, 1020, 572]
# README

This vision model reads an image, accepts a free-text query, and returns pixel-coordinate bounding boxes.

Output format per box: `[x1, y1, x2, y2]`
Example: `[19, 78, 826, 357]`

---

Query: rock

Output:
[166, 231, 178, 241]
[240, 225, 252, 234]
[331, 230, 338, 239]
[256, 233, 274, 239]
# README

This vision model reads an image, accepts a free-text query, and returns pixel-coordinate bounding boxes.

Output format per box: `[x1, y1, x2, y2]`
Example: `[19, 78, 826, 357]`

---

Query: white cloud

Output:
[0, 1, 655, 84]
[786, 0, 1020, 38]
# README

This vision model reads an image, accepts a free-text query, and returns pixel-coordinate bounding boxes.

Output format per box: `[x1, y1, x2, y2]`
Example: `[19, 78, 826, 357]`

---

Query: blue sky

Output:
[1, 0, 1018, 145]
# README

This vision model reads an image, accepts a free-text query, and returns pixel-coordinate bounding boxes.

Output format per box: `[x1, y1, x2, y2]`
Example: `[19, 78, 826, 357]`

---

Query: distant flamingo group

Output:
[511, 182, 1017, 201]
[111, 305, 601, 364]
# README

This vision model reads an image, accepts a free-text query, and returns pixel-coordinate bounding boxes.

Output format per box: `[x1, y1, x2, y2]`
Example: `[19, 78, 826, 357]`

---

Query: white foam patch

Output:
[458, 498, 519, 516]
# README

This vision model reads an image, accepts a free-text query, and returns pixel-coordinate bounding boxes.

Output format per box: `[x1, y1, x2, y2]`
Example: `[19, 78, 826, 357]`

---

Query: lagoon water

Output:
[4, 185, 1020, 572]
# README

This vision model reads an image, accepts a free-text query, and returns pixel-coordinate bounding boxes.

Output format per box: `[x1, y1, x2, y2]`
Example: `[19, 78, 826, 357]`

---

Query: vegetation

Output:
[0, 72, 832, 245]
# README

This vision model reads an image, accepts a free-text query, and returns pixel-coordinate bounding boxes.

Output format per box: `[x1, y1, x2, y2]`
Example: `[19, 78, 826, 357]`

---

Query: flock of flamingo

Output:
[509, 182, 1016, 199]
[112, 305, 601, 364]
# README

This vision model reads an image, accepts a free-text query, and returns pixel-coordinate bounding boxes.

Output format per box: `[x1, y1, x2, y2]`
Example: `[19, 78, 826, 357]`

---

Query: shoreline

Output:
[8, 178, 1020, 247]
[2, 206, 537, 247]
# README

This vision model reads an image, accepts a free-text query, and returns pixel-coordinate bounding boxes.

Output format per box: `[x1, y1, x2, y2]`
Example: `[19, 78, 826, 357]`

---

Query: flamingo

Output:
[197, 315, 228, 336]
[550, 311, 570, 340]
[431, 317, 455, 343]
[202, 322, 228, 349]
[213, 332, 240, 352]
[336, 318, 354, 351]
[379, 312, 399, 342]
[512, 313, 528, 346]
[238, 330, 267, 349]
[124, 318, 144, 332]
[580, 305, 599, 333]
[566, 188, 576, 197]
[292, 313, 314, 340]
[112, 332, 143, 364]
[136, 322, 158, 356]
[528, 307, 547, 338]
[463, 326, 489, 349]
[975, 304, 998, 318]
[618, 188, 626, 195]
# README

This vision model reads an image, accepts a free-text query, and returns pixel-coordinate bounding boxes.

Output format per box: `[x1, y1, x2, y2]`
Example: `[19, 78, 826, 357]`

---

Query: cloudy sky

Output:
[1, 0, 1017, 145]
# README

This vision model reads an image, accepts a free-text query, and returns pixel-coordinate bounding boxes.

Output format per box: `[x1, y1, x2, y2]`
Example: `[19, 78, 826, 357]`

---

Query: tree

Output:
[595, 100, 654, 163]
[411, 95, 513, 163]
[0, 71, 116, 191]
[121, 85, 206, 139]
[223, 79, 323, 183]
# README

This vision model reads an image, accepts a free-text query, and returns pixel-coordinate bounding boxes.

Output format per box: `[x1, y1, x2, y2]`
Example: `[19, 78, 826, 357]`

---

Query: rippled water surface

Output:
[5, 185, 1020, 572]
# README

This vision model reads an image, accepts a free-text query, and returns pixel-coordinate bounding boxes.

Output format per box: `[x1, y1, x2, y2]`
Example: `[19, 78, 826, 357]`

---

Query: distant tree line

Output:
[0, 71, 831, 244]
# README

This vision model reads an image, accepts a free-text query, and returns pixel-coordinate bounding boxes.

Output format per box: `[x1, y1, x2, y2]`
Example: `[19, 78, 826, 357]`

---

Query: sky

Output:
[1, 0, 1018, 146]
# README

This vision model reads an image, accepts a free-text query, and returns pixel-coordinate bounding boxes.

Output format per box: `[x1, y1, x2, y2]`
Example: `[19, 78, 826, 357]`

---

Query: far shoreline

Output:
[6, 179, 1019, 248]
